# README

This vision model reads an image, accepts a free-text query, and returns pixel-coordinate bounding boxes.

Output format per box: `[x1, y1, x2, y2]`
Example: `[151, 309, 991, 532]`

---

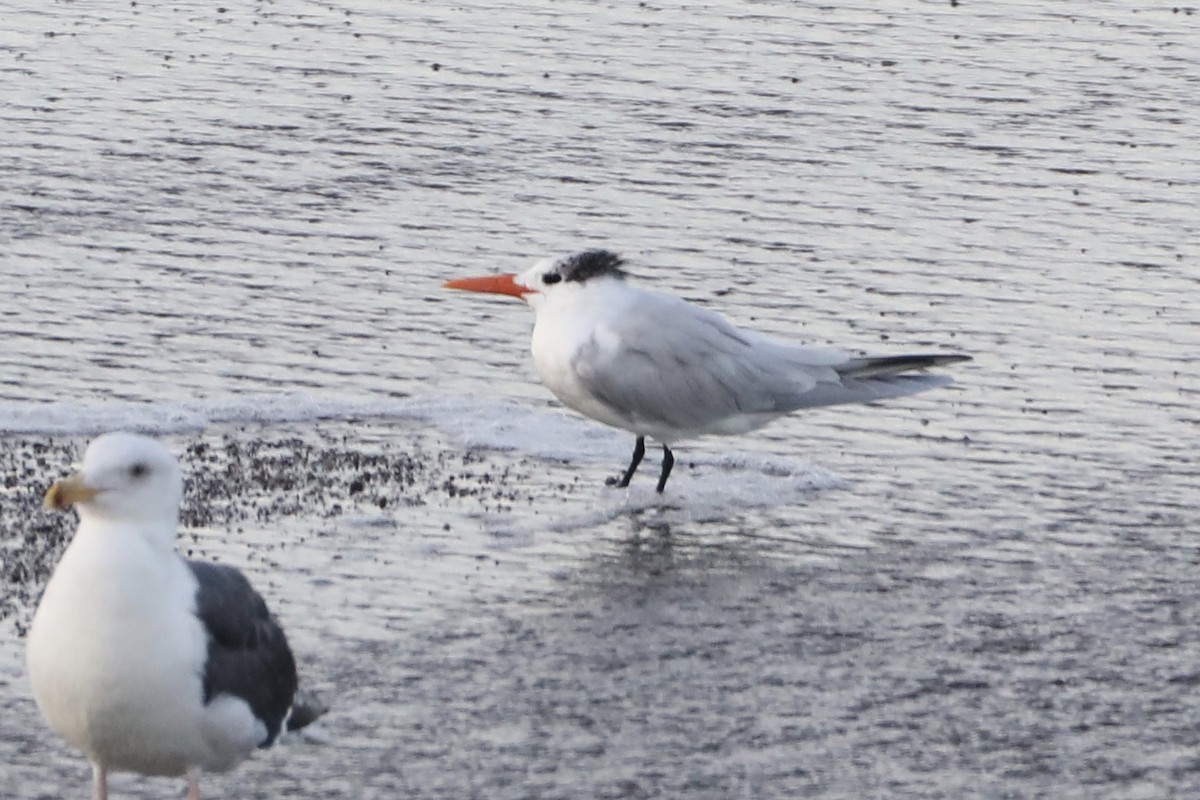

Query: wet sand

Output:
[4, 419, 1200, 799]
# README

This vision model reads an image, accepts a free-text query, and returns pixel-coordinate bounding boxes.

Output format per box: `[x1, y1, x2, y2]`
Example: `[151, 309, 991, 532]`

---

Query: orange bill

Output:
[442, 274, 530, 298]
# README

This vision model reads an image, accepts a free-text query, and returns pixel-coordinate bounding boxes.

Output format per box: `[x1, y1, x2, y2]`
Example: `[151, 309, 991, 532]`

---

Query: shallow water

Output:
[2, 1, 1199, 798]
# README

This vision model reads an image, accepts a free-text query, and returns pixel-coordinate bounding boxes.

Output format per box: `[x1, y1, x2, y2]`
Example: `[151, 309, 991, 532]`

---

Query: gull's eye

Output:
[543, 272, 562, 285]
[130, 463, 149, 479]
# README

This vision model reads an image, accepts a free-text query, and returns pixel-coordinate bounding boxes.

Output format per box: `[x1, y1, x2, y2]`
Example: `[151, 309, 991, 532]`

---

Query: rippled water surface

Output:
[2, 1, 1198, 798]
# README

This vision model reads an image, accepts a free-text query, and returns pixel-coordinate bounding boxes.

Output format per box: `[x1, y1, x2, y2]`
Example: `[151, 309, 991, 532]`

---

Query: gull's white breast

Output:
[27, 523, 214, 776]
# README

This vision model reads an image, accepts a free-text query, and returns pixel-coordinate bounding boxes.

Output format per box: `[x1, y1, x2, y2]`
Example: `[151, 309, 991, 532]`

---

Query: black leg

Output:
[655, 445, 674, 493]
[609, 435, 646, 488]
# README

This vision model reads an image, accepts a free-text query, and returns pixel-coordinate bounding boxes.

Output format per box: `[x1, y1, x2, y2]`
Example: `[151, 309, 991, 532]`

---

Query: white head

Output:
[444, 249, 629, 313]
[44, 432, 184, 534]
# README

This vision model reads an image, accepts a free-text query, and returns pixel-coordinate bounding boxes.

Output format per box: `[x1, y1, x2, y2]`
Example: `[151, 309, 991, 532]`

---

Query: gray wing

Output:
[569, 292, 845, 434]
[801, 353, 972, 406]
[189, 560, 299, 746]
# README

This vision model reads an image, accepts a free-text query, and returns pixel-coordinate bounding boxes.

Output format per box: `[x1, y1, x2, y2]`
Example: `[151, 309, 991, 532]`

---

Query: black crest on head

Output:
[558, 249, 627, 283]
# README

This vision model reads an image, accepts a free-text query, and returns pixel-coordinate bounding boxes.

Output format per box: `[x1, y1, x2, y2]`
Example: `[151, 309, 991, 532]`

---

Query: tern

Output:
[445, 249, 970, 492]
[27, 433, 325, 800]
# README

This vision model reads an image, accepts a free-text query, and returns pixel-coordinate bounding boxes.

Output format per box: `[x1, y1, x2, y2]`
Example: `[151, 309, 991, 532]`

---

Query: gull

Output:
[26, 432, 324, 799]
[445, 249, 970, 492]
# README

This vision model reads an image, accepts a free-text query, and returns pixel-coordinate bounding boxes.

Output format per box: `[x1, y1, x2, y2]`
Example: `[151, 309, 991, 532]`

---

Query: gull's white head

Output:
[44, 432, 183, 531]
[444, 249, 629, 312]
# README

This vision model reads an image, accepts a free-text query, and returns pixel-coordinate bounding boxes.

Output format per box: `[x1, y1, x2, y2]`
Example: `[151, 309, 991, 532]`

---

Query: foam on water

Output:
[0, 391, 844, 496]
[483, 481, 844, 541]
[0, 393, 522, 439]
[478, 452, 845, 542]
[428, 393, 851, 537]
[0, 394, 424, 437]
[403, 394, 631, 463]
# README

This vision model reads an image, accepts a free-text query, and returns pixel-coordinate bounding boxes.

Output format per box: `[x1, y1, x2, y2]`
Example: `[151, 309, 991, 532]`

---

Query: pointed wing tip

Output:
[287, 688, 330, 731]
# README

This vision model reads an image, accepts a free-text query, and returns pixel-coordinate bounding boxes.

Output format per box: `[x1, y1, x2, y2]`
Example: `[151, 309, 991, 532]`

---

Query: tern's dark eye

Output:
[130, 463, 149, 479]
[543, 272, 562, 285]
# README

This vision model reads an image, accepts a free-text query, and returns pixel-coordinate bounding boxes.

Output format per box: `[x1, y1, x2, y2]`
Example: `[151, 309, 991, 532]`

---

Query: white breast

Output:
[529, 280, 643, 433]
[26, 525, 211, 777]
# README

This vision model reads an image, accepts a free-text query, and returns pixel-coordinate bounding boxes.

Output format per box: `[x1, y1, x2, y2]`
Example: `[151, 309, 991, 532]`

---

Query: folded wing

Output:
[189, 561, 298, 747]
[569, 292, 969, 437]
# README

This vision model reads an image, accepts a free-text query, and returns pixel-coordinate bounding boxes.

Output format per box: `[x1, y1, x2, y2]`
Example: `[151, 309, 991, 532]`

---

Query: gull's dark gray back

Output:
[188, 560, 298, 747]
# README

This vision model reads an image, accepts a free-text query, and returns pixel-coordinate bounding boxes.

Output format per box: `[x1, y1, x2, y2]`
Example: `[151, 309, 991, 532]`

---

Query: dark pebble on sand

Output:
[1, 429, 539, 634]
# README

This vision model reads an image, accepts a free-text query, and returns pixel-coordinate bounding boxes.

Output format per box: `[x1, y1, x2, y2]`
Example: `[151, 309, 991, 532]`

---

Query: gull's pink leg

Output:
[91, 763, 108, 800]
